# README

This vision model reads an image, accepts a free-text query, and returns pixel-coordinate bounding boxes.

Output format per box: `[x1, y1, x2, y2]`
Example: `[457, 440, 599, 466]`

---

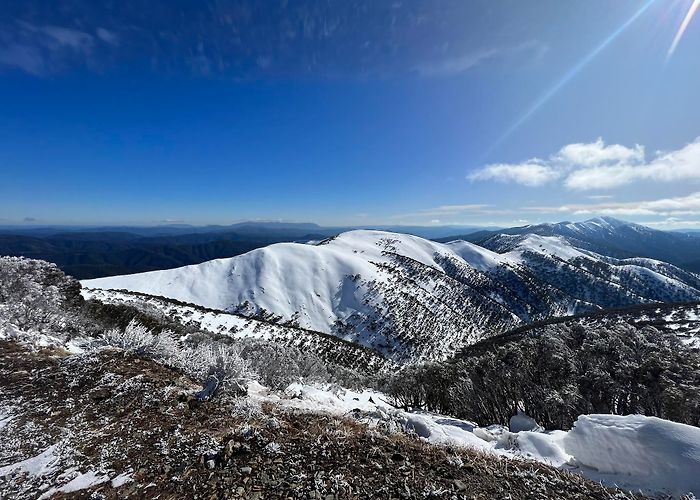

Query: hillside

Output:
[448, 217, 700, 273]
[2, 255, 700, 498]
[84, 288, 392, 373]
[83, 229, 700, 363]
[0, 340, 640, 500]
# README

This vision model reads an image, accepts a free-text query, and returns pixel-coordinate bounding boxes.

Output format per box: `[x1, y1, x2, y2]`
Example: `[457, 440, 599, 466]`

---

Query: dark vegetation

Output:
[386, 322, 700, 429]
[0, 229, 327, 278]
[0, 222, 486, 279]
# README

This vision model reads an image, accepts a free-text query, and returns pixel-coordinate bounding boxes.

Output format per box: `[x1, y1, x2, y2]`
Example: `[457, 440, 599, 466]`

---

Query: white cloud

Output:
[467, 160, 559, 187]
[553, 138, 644, 167]
[644, 218, 700, 228]
[470, 137, 700, 190]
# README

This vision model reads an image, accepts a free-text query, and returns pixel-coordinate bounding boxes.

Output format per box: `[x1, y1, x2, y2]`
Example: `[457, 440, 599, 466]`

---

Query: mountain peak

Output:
[584, 216, 628, 227]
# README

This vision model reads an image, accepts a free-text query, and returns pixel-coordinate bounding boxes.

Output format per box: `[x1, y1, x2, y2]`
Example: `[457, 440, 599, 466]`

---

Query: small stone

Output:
[240, 466, 252, 474]
[454, 479, 468, 491]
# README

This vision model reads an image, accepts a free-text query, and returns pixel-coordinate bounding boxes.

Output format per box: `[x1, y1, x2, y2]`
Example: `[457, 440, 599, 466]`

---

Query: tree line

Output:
[385, 322, 700, 428]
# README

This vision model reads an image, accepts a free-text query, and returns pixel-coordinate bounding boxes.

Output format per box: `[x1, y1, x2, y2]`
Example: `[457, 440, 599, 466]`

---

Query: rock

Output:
[90, 387, 110, 401]
[240, 466, 252, 474]
[454, 479, 468, 491]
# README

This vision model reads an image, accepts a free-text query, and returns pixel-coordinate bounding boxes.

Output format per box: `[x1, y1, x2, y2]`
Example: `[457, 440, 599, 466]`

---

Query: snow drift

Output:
[564, 414, 700, 496]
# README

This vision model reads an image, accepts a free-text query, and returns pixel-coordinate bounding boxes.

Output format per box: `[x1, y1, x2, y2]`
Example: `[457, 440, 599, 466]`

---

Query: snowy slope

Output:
[83, 230, 700, 363]
[467, 216, 700, 273]
[251, 380, 700, 497]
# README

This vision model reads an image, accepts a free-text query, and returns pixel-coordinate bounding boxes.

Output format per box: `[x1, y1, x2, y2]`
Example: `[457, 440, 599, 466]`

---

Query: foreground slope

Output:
[83, 230, 700, 363]
[0, 340, 644, 500]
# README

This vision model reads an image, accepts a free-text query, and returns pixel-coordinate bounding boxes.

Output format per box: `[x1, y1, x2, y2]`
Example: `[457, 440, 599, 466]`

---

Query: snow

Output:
[39, 470, 111, 499]
[255, 383, 700, 497]
[563, 414, 700, 496]
[0, 445, 60, 478]
[443, 240, 512, 271]
[507, 234, 588, 261]
[53, 470, 110, 493]
[497, 430, 571, 467]
[399, 413, 493, 452]
[81, 230, 517, 340]
[509, 411, 544, 433]
[111, 472, 133, 487]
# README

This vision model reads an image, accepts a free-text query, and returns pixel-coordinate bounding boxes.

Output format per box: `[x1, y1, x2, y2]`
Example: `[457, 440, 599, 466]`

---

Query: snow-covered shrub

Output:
[100, 320, 251, 400]
[101, 320, 155, 354]
[238, 340, 319, 389]
[182, 342, 252, 400]
[0, 256, 83, 335]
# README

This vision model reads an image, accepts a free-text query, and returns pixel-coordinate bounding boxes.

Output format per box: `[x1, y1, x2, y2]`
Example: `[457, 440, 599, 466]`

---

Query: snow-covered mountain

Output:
[82, 229, 700, 363]
[460, 216, 700, 273]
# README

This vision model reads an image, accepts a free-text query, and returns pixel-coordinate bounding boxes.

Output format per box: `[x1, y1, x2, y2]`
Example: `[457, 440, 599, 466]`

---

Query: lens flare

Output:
[668, 0, 700, 59]
[486, 0, 656, 154]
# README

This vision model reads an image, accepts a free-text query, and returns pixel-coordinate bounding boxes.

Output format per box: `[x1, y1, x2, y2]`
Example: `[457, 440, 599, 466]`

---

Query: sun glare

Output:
[668, 0, 700, 59]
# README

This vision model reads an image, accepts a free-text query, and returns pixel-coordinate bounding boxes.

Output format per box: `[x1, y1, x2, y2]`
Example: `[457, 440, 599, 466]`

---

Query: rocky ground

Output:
[0, 340, 640, 499]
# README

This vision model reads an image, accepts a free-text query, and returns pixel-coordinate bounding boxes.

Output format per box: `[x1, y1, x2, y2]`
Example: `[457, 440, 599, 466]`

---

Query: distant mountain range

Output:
[83, 223, 700, 363]
[440, 216, 700, 273]
[0, 222, 493, 279]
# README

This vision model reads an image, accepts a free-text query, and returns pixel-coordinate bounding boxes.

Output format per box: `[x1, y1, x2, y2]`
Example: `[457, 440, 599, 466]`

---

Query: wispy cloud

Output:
[0, 21, 118, 76]
[395, 204, 492, 218]
[469, 137, 700, 190]
[644, 217, 700, 228]
[393, 204, 516, 221]
[522, 191, 700, 217]
[413, 40, 547, 77]
[0, 2, 544, 80]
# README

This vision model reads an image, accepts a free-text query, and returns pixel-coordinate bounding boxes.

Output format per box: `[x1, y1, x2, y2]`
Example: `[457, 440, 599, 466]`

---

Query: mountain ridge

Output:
[83, 227, 700, 363]
[442, 216, 700, 273]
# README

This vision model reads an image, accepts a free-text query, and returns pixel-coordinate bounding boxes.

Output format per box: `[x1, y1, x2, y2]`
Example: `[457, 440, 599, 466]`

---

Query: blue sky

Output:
[1, 0, 700, 228]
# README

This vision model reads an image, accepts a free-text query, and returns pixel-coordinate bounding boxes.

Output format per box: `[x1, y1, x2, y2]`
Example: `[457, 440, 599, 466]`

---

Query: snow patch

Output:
[564, 414, 700, 496]
[0, 445, 60, 478]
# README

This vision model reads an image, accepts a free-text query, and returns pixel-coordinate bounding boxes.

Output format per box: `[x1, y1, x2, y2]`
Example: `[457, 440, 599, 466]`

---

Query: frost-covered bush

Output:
[101, 320, 156, 354]
[179, 342, 251, 400]
[238, 340, 330, 390]
[0, 256, 83, 335]
[101, 320, 252, 400]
